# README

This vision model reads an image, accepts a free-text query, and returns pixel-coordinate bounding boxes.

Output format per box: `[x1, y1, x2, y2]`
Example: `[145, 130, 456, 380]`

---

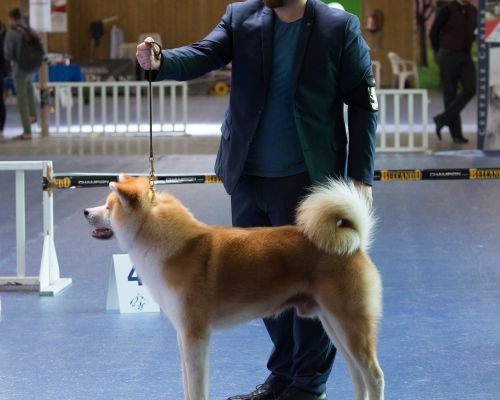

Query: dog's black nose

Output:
[84, 209, 89, 217]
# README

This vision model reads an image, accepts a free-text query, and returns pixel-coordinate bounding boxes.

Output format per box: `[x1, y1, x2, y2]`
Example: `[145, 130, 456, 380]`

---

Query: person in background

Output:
[137, 0, 377, 399]
[430, 0, 477, 144]
[4, 8, 39, 140]
[0, 19, 7, 138]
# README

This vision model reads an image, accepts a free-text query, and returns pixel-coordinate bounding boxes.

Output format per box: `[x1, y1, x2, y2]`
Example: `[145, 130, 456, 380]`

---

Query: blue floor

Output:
[1, 153, 499, 399]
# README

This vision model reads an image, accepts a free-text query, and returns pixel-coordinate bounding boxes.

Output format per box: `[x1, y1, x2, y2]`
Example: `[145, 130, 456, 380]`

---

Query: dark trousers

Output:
[0, 77, 5, 132]
[13, 73, 36, 134]
[231, 173, 336, 396]
[436, 49, 476, 138]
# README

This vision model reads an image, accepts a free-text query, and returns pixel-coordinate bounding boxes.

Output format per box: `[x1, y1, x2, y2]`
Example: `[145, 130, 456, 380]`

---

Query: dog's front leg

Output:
[177, 334, 191, 400]
[181, 331, 210, 400]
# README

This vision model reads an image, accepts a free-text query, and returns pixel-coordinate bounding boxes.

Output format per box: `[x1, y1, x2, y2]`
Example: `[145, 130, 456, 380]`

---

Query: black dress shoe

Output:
[433, 116, 443, 140]
[452, 136, 469, 144]
[227, 384, 285, 400]
[278, 387, 327, 400]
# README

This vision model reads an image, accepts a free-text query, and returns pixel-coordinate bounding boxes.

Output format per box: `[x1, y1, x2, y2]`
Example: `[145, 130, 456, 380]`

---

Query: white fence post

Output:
[15, 170, 26, 278]
[375, 89, 430, 153]
[422, 90, 429, 151]
[379, 92, 387, 150]
[171, 84, 176, 131]
[0, 161, 72, 296]
[49, 81, 188, 135]
[182, 82, 189, 132]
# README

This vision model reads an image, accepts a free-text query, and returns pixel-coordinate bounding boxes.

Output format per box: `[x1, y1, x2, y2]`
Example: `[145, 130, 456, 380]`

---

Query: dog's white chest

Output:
[129, 250, 183, 329]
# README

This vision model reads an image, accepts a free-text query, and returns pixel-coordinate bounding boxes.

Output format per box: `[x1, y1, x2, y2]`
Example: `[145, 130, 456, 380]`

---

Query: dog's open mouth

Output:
[91, 228, 114, 239]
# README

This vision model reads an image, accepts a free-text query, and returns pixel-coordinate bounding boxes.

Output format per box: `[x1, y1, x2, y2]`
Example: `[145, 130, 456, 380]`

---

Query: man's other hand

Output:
[353, 180, 373, 209]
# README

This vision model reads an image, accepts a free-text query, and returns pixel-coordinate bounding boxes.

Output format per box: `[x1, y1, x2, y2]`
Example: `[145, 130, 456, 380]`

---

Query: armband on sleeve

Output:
[343, 77, 379, 112]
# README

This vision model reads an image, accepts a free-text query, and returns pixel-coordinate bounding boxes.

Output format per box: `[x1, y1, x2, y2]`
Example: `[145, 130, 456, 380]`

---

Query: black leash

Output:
[148, 68, 155, 196]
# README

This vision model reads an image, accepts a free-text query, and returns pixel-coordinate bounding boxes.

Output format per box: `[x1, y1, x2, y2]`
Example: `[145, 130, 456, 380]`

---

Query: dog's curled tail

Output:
[296, 179, 375, 255]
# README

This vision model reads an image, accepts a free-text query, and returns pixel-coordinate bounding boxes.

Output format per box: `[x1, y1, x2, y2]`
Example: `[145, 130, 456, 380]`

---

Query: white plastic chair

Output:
[387, 51, 420, 89]
[328, 2, 345, 10]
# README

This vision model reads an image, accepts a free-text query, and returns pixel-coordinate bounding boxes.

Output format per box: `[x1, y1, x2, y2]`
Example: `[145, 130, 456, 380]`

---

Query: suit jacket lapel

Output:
[293, 0, 316, 94]
[261, 7, 274, 86]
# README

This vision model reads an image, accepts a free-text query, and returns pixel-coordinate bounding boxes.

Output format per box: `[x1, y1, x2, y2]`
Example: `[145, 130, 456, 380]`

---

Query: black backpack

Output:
[15, 25, 44, 73]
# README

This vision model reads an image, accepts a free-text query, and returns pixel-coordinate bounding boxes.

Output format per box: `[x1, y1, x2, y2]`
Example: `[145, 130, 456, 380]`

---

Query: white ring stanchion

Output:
[0, 161, 72, 296]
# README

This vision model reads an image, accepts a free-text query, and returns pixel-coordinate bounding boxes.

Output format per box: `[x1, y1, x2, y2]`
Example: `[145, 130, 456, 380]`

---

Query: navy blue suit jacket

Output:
[157, 0, 377, 194]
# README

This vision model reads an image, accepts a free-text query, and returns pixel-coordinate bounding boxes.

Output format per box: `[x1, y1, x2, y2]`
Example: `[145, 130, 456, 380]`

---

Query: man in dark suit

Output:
[137, 1, 377, 399]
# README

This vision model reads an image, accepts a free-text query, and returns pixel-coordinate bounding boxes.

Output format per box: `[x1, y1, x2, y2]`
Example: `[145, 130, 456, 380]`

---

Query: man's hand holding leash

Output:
[136, 36, 162, 71]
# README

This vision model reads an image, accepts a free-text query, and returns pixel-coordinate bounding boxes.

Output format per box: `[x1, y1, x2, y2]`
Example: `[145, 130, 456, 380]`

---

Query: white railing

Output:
[46, 82, 427, 152]
[0, 161, 72, 296]
[376, 89, 429, 152]
[49, 81, 188, 135]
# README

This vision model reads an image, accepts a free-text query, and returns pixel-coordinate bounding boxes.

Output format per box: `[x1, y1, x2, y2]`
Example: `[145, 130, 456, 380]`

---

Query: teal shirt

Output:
[244, 18, 307, 177]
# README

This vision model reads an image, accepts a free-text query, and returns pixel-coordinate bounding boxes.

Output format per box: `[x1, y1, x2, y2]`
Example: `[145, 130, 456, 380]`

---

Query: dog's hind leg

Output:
[321, 311, 384, 400]
[182, 331, 210, 400]
[344, 325, 384, 400]
[319, 315, 368, 400]
[177, 334, 191, 400]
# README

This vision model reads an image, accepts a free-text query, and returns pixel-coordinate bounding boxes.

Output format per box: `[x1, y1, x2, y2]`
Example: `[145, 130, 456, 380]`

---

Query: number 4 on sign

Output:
[106, 254, 160, 313]
[127, 267, 143, 286]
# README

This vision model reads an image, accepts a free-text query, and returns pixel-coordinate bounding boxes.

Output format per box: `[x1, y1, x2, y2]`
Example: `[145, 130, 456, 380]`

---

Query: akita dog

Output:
[84, 175, 384, 400]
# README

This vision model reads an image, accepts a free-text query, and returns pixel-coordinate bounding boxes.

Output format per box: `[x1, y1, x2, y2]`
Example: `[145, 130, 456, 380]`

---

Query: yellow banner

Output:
[205, 175, 222, 183]
[52, 177, 72, 188]
[380, 170, 422, 181]
[469, 169, 500, 179]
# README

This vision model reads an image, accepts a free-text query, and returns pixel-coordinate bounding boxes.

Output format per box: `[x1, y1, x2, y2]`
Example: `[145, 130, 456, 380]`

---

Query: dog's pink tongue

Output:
[92, 228, 113, 239]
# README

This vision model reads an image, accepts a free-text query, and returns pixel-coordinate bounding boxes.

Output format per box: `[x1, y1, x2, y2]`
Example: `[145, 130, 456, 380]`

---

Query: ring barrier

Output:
[0, 161, 72, 296]
[48, 81, 188, 135]
[42, 80, 427, 153]
[44, 168, 500, 190]
[3, 161, 498, 296]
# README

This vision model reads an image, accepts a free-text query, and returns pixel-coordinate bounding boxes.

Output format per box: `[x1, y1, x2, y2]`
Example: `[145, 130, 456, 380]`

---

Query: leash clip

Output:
[149, 41, 162, 70]
[149, 156, 156, 199]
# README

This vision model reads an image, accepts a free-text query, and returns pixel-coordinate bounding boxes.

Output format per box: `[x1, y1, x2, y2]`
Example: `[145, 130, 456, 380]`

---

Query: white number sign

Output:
[106, 254, 160, 313]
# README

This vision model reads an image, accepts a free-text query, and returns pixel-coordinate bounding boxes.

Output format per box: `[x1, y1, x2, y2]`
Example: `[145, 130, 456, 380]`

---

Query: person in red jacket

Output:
[430, 0, 477, 144]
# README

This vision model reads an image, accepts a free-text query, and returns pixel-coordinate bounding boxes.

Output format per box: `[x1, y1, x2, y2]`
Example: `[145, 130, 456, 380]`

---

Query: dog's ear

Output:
[118, 173, 134, 183]
[109, 181, 138, 208]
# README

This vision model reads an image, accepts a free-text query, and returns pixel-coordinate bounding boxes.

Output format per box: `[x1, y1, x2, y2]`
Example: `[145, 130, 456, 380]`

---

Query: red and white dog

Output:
[84, 175, 384, 400]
